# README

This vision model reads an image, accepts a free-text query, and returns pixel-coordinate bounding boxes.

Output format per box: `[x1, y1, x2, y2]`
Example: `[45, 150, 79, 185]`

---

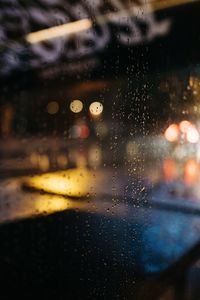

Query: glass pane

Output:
[1, 1, 200, 299]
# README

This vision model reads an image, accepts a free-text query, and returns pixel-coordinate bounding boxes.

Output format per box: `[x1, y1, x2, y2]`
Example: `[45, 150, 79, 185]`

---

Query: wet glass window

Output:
[1, 1, 200, 299]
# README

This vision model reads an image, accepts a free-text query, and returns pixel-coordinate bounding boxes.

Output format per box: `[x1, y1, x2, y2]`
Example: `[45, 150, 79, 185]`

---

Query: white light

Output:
[186, 126, 199, 143]
[179, 120, 191, 133]
[26, 19, 92, 44]
[89, 102, 103, 117]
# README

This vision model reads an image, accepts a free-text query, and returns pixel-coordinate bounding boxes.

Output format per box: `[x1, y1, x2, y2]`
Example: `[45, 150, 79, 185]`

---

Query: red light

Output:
[163, 159, 177, 182]
[184, 160, 199, 185]
[80, 125, 90, 139]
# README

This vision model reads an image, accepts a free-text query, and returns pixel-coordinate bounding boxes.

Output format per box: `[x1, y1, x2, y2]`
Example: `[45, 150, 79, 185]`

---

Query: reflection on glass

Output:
[0, 183, 87, 224]
[163, 158, 177, 183]
[22, 168, 95, 197]
[88, 145, 102, 168]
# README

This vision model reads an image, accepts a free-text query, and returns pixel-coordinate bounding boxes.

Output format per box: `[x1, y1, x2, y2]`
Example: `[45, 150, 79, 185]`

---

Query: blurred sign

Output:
[0, 0, 172, 77]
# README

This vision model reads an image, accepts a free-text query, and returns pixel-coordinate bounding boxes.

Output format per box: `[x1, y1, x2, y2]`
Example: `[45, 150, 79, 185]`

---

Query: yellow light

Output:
[38, 155, 50, 172]
[88, 146, 102, 168]
[30, 153, 50, 171]
[47, 101, 59, 115]
[30, 152, 39, 166]
[70, 100, 83, 113]
[26, 19, 92, 44]
[57, 155, 68, 168]
[34, 195, 72, 214]
[25, 0, 191, 45]
[76, 155, 87, 168]
[22, 168, 95, 198]
[89, 102, 103, 117]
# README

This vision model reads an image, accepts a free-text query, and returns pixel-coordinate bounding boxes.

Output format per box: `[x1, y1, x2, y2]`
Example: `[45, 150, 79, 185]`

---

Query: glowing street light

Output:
[70, 100, 83, 113]
[164, 124, 179, 142]
[89, 102, 103, 117]
[179, 120, 191, 133]
[47, 101, 59, 115]
[186, 126, 199, 143]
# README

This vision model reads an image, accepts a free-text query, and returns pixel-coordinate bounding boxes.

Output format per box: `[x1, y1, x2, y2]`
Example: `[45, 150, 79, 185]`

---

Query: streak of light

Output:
[22, 168, 95, 197]
[26, 19, 92, 44]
